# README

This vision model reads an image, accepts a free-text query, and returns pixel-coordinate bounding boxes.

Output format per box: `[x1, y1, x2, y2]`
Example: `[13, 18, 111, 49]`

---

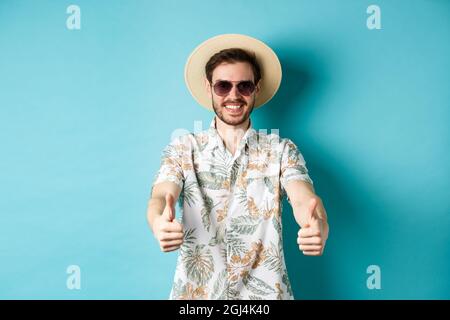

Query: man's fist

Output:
[297, 197, 329, 256]
[152, 194, 184, 252]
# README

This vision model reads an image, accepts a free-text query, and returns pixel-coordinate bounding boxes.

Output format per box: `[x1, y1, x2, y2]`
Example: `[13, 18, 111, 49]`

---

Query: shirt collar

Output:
[208, 116, 256, 151]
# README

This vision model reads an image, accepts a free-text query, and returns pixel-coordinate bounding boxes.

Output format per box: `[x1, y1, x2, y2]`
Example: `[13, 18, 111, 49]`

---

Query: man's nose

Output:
[227, 84, 241, 100]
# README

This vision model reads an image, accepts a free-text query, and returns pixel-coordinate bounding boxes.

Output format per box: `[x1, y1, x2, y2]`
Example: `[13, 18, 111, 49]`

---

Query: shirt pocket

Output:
[245, 167, 280, 203]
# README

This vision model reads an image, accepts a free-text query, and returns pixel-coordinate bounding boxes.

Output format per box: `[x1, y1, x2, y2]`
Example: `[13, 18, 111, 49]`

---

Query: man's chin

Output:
[219, 112, 248, 126]
[223, 118, 246, 126]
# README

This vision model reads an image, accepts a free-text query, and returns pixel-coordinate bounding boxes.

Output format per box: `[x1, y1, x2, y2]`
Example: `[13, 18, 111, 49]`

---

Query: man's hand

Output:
[297, 197, 329, 256]
[152, 194, 184, 252]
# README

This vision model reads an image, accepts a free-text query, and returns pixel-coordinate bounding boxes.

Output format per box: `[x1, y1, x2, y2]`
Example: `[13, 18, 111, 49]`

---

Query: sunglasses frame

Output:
[210, 80, 257, 97]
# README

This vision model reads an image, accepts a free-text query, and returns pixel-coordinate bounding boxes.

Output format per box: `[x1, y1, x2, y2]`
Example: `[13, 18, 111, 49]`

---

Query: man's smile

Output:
[223, 104, 244, 115]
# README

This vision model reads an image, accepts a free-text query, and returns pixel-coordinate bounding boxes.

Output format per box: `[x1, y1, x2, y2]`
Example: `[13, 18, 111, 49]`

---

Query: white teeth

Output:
[225, 105, 242, 109]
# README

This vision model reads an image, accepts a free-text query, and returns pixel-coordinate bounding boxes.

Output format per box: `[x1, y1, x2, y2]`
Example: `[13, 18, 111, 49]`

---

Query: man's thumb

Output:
[307, 198, 318, 222]
[164, 194, 175, 221]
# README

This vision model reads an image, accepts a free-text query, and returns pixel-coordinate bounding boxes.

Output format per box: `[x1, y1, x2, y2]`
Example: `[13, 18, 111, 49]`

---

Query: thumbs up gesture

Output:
[152, 194, 184, 252]
[297, 197, 329, 256]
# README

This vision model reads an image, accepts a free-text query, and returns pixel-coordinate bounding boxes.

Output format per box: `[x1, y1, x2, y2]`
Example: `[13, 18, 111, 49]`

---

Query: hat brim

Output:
[184, 34, 282, 111]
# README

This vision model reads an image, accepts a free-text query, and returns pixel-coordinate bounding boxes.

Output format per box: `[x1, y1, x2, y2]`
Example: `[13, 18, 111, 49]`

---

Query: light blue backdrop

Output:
[0, 0, 448, 299]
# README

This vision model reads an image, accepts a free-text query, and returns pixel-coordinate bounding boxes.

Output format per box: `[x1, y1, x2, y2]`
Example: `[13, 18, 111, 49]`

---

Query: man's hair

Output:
[205, 48, 262, 84]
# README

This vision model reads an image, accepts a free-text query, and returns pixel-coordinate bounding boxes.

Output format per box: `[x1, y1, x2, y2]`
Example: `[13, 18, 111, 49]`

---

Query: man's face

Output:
[206, 62, 260, 126]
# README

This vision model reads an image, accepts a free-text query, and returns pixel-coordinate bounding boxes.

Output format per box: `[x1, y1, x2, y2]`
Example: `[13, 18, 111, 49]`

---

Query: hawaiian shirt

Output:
[152, 117, 313, 300]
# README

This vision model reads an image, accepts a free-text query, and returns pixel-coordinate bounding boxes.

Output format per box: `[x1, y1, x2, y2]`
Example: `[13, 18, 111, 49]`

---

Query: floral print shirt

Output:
[152, 117, 313, 300]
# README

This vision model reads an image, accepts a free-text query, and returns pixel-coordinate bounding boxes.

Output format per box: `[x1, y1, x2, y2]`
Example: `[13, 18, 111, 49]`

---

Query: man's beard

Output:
[212, 99, 255, 126]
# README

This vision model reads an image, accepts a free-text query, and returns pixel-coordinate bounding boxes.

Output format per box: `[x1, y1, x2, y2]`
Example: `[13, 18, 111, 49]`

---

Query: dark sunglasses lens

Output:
[237, 81, 256, 96]
[213, 81, 232, 96]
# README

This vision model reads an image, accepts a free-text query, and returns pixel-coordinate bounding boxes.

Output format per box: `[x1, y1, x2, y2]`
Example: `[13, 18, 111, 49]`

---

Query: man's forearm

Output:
[291, 195, 322, 227]
[147, 197, 165, 232]
[284, 180, 321, 227]
[147, 181, 182, 232]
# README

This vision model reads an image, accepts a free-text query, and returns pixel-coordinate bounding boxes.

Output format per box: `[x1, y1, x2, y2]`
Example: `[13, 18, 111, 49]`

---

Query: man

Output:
[147, 34, 329, 300]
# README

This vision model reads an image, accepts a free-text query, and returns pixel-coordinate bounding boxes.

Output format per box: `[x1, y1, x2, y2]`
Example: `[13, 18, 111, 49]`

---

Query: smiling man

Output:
[147, 34, 329, 300]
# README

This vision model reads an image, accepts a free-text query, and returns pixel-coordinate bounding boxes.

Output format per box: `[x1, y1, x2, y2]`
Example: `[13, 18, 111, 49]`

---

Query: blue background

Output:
[0, 0, 448, 299]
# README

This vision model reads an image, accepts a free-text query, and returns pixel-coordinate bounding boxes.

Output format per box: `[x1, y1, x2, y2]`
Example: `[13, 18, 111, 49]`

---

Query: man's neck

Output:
[214, 116, 250, 156]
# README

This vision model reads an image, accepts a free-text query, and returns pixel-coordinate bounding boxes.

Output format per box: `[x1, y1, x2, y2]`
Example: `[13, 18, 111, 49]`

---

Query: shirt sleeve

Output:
[152, 137, 186, 190]
[280, 139, 313, 191]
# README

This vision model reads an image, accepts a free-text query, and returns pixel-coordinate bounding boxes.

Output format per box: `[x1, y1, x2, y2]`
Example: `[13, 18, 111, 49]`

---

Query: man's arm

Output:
[147, 181, 183, 252]
[284, 180, 329, 256]
[147, 181, 181, 228]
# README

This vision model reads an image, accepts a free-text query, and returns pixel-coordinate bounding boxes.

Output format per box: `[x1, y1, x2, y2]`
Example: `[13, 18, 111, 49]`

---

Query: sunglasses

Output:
[211, 80, 256, 96]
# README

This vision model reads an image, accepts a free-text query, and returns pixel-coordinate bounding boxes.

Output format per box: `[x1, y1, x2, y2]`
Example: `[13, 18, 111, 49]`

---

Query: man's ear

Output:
[205, 78, 212, 98]
[255, 80, 261, 95]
